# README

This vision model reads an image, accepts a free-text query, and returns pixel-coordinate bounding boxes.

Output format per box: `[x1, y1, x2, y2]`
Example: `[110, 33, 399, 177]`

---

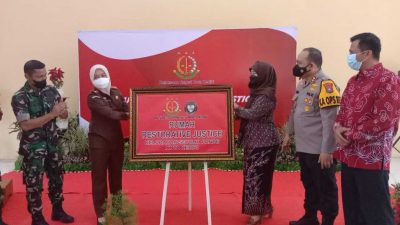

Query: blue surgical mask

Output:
[347, 53, 362, 71]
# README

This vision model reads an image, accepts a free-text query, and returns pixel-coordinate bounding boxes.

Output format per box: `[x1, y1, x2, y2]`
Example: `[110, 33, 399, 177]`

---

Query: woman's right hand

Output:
[121, 112, 130, 120]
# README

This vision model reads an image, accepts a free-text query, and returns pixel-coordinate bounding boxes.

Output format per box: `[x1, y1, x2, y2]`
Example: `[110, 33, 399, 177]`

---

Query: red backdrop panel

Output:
[78, 28, 296, 137]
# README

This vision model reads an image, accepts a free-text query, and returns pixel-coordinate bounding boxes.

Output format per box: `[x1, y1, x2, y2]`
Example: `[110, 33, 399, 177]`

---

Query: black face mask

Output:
[292, 64, 310, 77]
[248, 76, 262, 89]
[33, 79, 47, 89]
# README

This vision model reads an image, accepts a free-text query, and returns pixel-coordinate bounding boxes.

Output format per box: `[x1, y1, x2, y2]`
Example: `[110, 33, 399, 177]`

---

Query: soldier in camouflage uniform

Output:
[11, 60, 74, 225]
[0, 106, 8, 225]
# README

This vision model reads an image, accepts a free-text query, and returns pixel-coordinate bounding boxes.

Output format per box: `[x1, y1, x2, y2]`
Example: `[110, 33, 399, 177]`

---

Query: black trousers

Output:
[298, 152, 338, 224]
[341, 163, 394, 225]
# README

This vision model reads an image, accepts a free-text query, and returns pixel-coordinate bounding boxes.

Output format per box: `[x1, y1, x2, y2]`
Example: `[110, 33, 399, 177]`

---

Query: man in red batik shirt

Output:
[334, 32, 400, 225]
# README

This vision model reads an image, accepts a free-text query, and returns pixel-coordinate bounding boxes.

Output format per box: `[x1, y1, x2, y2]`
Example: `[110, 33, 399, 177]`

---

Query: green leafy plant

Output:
[275, 124, 299, 171]
[392, 183, 400, 225]
[8, 121, 22, 140]
[104, 191, 136, 225]
[63, 162, 91, 171]
[14, 155, 22, 170]
[14, 118, 302, 172]
[393, 183, 400, 200]
[59, 114, 89, 163]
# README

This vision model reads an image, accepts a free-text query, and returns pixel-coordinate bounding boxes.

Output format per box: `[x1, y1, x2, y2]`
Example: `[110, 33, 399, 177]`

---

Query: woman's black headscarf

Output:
[246, 60, 277, 107]
[237, 61, 277, 147]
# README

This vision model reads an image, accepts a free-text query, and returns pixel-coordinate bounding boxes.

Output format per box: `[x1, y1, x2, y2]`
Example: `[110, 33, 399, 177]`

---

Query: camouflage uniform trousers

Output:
[22, 148, 64, 216]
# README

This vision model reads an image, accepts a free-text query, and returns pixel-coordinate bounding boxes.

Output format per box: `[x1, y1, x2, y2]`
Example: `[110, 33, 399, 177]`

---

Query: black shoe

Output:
[32, 214, 49, 225]
[51, 204, 74, 223]
[321, 217, 335, 225]
[289, 215, 320, 225]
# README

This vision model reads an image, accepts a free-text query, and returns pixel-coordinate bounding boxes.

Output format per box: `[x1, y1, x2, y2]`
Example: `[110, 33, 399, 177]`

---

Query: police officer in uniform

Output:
[87, 64, 129, 225]
[11, 60, 74, 225]
[283, 48, 340, 225]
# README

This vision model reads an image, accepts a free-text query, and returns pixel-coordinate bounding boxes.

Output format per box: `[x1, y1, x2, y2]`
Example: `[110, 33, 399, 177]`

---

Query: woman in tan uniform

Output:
[87, 64, 129, 225]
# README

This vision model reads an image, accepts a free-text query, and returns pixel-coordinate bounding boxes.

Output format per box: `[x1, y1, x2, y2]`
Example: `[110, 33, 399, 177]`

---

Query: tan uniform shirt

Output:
[287, 70, 340, 154]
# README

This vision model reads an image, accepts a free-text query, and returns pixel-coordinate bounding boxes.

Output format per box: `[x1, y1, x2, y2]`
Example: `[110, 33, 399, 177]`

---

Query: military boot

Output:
[321, 216, 335, 225]
[31, 214, 49, 225]
[51, 203, 74, 223]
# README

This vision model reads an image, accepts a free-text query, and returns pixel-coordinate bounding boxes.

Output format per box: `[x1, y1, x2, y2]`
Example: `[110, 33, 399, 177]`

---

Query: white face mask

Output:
[92, 77, 110, 89]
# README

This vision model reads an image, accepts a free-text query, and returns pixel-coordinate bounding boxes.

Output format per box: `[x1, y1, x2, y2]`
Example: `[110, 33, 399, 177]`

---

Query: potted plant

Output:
[104, 191, 136, 225]
[48, 67, 69, 130]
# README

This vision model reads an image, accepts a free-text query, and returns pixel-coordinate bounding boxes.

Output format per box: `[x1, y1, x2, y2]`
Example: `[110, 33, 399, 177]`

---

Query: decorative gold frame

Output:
[130, 85, 235, 162]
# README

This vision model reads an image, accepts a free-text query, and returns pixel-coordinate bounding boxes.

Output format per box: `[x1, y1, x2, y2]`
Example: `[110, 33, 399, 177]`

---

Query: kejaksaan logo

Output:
[173, 52, 200, 79]
[163, 98, 181, 116]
